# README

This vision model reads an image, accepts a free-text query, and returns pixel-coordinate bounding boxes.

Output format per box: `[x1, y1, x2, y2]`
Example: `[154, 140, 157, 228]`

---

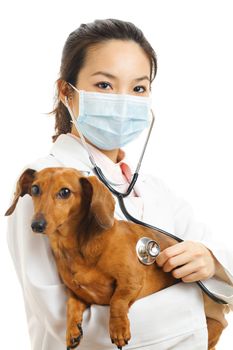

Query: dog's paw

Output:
[110, 316, 131, 349]
[66, 322, 83, 349]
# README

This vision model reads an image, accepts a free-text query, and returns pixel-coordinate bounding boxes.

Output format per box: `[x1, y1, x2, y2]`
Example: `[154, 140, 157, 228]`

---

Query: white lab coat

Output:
[6, 133, 233, 350]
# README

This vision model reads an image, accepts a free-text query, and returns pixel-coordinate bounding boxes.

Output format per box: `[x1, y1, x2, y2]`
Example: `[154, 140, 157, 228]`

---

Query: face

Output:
[30, 168, 84, 235]
[59, 39, 151, 120]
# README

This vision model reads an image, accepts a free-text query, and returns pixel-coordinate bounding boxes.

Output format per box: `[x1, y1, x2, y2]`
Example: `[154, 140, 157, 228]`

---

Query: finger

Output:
[156, 242, 187, 267]
[183, 267, 213, 282]
[163, 252, 193, 272]
[182, 272, 202, 283]
[172, 261, 198, 279]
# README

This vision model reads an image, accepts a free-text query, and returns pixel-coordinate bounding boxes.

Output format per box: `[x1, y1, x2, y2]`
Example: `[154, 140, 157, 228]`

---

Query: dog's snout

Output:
[31, 216, 47, 233]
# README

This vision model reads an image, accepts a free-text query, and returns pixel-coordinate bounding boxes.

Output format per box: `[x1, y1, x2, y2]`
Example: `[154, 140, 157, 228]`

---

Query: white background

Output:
[0, 0, 232, 348]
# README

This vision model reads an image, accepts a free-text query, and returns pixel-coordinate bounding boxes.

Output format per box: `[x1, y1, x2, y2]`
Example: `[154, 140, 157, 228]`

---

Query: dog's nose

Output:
[31, 218, 47, 233]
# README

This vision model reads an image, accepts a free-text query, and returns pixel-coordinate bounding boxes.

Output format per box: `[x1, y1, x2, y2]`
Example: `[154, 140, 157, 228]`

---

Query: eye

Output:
[31, 185, 40, 196]
[95, 82, 112, 90]
[57, 188, 71, 199]
[134, 85, 147, 93]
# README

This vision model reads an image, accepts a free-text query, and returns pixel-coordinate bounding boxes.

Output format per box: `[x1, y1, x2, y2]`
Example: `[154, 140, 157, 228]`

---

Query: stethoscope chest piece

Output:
[136, 237, 160, 265]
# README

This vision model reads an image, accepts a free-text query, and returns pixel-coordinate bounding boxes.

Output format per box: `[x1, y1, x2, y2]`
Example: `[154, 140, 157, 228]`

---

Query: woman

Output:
[6, 18, 233, 350]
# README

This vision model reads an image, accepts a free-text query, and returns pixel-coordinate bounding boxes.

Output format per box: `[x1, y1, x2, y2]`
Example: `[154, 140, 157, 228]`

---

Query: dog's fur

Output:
[5, 167, 228, 349]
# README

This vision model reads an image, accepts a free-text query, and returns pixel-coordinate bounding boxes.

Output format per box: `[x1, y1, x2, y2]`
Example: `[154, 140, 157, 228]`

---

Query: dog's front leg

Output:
[109, 280, 143, 349]
[66, 288, 88, 349]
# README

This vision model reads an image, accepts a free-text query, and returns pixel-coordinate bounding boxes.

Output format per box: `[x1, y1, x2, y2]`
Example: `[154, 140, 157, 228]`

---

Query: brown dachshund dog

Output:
[5, 167, 227, 349]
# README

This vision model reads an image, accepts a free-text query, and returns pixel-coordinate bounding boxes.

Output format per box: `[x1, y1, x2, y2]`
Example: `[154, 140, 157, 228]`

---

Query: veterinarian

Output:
[6, 19, 233, 350]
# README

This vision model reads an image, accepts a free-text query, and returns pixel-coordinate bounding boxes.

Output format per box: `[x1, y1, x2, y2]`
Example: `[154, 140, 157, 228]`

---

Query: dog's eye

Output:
[57, 188, 71, 199]
[31, 185, 40, 196]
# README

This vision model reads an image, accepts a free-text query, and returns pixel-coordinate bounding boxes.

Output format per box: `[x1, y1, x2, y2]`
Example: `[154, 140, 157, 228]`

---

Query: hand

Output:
[155, 241, 217, 283]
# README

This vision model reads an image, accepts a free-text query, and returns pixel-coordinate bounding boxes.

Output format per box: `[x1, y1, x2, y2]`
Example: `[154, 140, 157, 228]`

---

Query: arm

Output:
[155, 179, 233, 306]
[6, 193, 68, 344]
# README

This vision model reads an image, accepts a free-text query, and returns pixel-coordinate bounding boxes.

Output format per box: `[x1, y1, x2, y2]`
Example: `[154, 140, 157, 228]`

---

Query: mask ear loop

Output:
[64, 95, 96, 167]
[65, 83, 96, 165]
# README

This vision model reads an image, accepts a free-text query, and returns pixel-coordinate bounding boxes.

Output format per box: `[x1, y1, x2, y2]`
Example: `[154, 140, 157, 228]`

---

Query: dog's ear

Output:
[5, 168, 36, 216]
[80, 176, 115, 230]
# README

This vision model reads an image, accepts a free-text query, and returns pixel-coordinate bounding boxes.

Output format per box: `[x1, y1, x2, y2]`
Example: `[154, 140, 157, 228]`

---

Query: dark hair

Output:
[49, 18, 157, 142]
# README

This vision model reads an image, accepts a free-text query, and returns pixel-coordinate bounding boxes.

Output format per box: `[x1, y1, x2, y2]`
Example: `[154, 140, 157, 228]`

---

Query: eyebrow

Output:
[91, 71, 150, 82]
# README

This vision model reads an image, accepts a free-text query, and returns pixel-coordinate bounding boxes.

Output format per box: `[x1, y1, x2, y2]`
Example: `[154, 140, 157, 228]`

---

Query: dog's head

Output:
[5, 167, 116, 236]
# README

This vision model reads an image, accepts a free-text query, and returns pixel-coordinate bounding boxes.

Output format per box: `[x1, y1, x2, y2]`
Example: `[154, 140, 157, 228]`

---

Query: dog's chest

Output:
[55, 248, 115, 304]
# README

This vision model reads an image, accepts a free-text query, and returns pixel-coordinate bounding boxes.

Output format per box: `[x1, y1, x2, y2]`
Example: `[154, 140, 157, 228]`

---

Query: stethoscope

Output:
[65, 96, 227, 305]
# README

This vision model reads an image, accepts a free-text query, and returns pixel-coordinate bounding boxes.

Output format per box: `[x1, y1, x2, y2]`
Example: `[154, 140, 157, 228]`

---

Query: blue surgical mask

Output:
[65, 83, 152, 150]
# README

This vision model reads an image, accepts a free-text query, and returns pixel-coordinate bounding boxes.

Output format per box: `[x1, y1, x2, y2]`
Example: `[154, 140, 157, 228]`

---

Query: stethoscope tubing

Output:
[66, 93, 228, 305]
[93, 165, 228, 305]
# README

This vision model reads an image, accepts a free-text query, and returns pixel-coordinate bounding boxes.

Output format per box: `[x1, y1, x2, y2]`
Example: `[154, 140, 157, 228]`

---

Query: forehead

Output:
[34, 168, 83, 187]
[80, 39, 151, 80]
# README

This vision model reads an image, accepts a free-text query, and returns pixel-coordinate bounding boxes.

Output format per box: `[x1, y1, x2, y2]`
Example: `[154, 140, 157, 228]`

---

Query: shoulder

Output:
[27, 154, 63, 171]
[11, 154, 63, 188]
[16, 154, 63, 177]
[7, 153, 62, 201]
